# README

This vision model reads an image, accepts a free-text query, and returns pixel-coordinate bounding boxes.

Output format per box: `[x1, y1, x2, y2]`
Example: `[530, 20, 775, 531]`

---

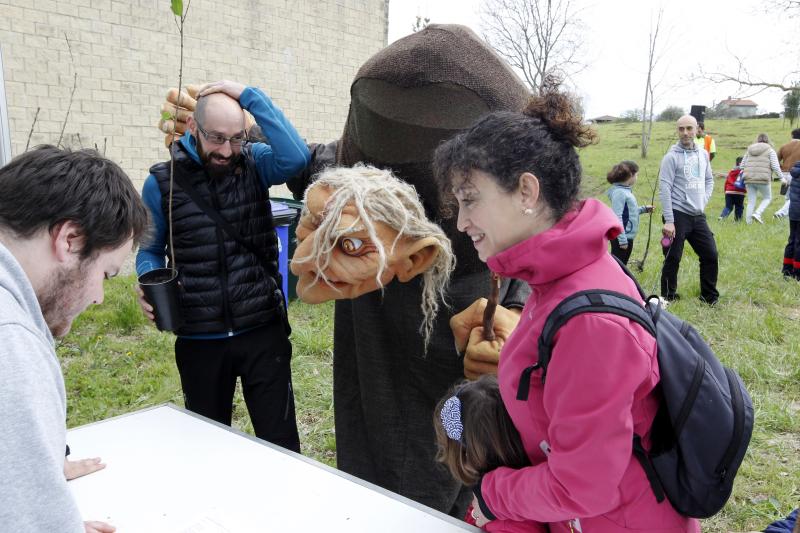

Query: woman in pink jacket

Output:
[432, 88, 700, 532]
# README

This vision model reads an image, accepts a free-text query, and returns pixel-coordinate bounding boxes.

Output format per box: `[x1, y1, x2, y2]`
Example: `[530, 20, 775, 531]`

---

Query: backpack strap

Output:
[609, 254, 647, 300]
[632, 435, 666, 503]
[516, 289, 656, 401]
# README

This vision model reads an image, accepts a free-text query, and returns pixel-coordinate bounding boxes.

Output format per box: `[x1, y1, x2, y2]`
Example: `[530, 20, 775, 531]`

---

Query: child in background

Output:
[434, 376, 537, 532]
[606, 160, 654, 264]
[782, 161, 800, 279]
[720, 156, 747, 221]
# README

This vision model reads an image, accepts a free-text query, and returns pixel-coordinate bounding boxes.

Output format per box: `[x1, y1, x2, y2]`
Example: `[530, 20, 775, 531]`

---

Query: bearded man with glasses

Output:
[136, 80, 309, 452]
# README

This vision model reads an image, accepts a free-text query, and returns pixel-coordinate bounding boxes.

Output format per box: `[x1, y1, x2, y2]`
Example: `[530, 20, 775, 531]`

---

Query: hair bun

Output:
[523, 83, 596, 149]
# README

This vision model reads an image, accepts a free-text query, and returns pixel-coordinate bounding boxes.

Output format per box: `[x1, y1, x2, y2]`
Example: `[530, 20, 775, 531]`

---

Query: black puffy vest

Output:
[150, 142, 282, 335]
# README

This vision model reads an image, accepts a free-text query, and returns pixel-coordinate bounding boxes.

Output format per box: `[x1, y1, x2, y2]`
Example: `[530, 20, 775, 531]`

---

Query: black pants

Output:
[661, 210, 719, 302]
[175, 320, 300, 452]
[783, 219, 800, 279]
[720, 194, 744, 221]
[610, 238, 634, 265]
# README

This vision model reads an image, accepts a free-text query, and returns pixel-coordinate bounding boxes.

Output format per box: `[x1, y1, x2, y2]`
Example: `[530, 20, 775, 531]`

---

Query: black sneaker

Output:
[664, 293, 681, 302]
[698, 295, 718, 306]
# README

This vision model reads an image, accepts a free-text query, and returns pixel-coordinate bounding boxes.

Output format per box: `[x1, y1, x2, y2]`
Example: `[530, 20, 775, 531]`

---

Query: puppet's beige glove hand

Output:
[450, 298, 521, 380]
[159, 84, 201, 147]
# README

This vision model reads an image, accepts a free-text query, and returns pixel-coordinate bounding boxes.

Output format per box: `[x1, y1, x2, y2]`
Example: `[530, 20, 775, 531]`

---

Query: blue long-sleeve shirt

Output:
[136, 87, 309, 338]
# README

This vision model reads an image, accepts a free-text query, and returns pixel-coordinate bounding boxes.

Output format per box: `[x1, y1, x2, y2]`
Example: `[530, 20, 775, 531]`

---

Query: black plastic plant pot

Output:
[138, 268, 183, 332]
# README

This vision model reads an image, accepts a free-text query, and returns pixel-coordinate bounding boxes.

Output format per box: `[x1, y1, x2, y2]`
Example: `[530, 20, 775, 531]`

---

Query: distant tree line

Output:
[619, 105, 684, 123]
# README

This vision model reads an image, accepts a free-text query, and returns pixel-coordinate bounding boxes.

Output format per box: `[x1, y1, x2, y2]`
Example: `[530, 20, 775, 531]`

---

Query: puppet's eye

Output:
[340, 237, 364, 255]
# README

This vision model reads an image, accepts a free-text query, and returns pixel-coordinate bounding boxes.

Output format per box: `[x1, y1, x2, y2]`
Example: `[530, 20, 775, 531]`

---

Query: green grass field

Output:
[61, 117, 799, 532]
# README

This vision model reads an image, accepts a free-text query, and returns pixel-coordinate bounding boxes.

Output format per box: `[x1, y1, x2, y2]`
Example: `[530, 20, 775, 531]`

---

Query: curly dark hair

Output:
[606, 160, 639, 184]
[433, 89, 596, 221]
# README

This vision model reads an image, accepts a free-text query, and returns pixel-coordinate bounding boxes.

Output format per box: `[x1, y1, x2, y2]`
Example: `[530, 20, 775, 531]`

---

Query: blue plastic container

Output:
[270, 200, 299, 307]
[272, 197, 304, 302]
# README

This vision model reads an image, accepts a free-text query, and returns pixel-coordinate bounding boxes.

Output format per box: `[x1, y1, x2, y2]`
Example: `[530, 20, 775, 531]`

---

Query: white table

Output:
[68, 404, 477, 533]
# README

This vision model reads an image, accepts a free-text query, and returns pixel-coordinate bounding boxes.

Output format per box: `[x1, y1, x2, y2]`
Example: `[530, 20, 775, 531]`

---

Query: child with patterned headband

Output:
[434, 376, 534, 531]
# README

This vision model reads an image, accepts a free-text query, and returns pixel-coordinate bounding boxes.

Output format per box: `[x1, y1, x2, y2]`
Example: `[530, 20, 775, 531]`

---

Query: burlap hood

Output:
[338, 24, 530, 275]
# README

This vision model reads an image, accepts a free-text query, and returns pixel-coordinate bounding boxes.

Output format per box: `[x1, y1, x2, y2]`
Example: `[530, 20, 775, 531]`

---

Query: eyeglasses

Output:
[196, 122, 246, 146]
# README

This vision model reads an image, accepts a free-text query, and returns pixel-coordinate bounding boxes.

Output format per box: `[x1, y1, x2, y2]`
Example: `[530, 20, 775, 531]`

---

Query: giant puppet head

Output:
[334, 24, 530, 277]
[290, 165, 454, 344]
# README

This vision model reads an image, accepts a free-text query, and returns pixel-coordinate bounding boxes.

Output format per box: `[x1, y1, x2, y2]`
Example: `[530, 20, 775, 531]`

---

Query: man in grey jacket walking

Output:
[0, 146, 149, 532]
[659, 114, 719, 305]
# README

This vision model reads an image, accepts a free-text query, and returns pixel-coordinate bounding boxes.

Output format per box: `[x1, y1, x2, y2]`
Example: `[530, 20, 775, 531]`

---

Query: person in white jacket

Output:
[740, 133, 786, 224]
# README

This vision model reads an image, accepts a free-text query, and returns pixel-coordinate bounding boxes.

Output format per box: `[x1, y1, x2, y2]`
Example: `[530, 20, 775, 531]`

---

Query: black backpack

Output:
[514, 264, 754, 519]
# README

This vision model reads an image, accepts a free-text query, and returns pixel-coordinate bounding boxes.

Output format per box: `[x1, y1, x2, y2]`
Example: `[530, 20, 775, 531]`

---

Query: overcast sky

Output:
[387, 0, 798, 118]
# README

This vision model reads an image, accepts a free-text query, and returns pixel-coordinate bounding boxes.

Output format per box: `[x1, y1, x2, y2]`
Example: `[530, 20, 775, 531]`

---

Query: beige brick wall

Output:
[0, 0, 388, 193]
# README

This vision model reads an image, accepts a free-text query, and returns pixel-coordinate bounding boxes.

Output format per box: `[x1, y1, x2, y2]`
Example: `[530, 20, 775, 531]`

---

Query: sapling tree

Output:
[164, 0, 192, 270]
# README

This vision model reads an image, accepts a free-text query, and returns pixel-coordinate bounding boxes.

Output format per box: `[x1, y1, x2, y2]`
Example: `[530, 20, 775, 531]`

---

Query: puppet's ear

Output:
[394, 237, 439, 282]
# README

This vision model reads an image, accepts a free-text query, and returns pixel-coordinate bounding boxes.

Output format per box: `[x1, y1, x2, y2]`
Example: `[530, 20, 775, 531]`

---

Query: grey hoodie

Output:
[0, 242, 83, 532]
[659, 141, 714, 223]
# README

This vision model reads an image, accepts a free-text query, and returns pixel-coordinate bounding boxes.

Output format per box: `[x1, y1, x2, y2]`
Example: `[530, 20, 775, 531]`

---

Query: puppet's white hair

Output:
[293, 164, 455, 349]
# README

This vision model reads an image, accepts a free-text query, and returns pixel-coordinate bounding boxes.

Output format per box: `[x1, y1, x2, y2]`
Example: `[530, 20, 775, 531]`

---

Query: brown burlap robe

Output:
[312, 25, 532, 517]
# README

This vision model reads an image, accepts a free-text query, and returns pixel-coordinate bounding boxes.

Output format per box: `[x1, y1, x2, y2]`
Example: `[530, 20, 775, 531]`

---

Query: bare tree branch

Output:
[695, 44, 799, 101]
[698, 61, 799, 95]
[24, 107, 40, 152]
[641, 9, 664, 159]
[480, 0, 585, 94]
[762, 0, 800, 16]
[56, 33, 77, 148]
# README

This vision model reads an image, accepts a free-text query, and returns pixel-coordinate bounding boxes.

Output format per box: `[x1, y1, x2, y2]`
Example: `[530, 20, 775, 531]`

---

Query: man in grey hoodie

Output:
[0, 146, 149, 532]
[659, 114, 719, 305]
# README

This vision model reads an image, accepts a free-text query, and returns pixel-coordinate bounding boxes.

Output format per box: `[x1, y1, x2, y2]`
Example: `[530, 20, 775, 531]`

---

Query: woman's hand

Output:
[470, 496, 491, 528]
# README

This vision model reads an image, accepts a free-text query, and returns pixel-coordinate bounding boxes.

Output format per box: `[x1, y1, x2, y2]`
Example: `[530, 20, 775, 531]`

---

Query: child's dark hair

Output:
[433, 85, 596, 222]
[606, 160, 639, 184]
[433, 375, 529, 486]
[736, 156, 743, 166]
